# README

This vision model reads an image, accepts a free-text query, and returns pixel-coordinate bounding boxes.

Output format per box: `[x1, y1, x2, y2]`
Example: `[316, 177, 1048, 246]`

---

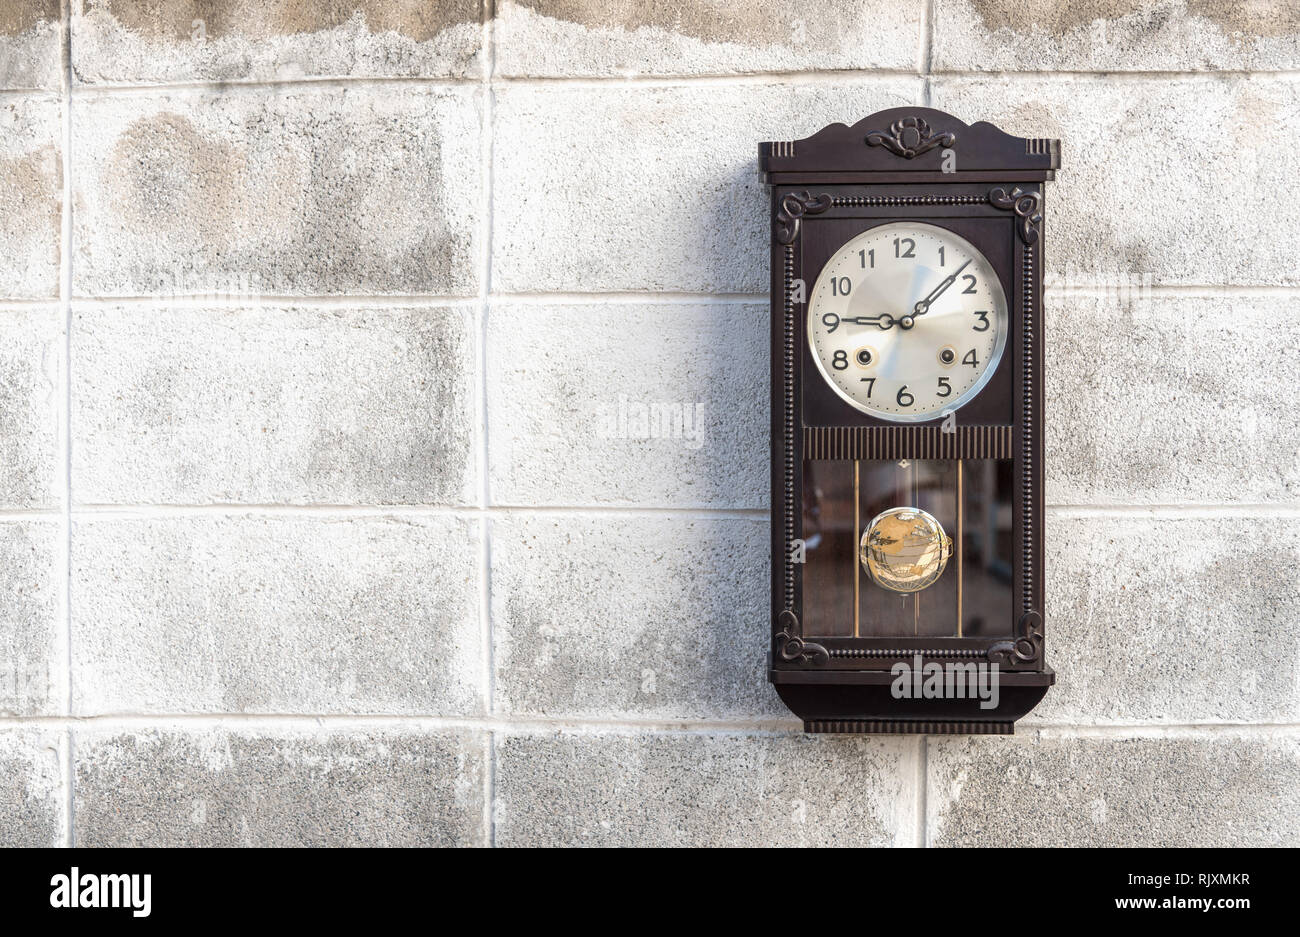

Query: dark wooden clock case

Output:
[761, 108, 1060, 734]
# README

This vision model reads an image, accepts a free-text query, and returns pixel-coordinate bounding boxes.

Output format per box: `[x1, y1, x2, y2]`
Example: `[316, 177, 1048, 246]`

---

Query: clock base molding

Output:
[771, 679, 1053, 735]
[805, 719, 1013, 735]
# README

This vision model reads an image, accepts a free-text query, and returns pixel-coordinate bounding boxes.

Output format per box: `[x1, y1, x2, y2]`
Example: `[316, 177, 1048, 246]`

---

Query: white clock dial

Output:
[807, 222, 1008, 422]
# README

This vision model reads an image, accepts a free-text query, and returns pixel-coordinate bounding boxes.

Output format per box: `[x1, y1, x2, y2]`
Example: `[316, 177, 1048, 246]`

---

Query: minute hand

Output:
[913, 259, 972, 317]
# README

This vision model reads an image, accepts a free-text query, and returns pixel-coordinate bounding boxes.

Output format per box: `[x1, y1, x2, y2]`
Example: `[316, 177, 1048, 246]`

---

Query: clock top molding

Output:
[760, 106, 1060, 185]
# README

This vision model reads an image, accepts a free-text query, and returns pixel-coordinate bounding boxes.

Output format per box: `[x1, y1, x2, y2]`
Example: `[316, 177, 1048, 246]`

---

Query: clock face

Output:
[807, 222, 1008, 422]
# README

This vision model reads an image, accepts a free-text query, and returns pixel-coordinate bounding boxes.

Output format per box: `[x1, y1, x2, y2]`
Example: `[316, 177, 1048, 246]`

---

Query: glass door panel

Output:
[801, 457, 1013, 639]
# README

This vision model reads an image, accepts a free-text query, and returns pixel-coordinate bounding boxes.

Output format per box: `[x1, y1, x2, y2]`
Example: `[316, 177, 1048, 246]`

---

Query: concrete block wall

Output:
[1, 0, 1297, 847]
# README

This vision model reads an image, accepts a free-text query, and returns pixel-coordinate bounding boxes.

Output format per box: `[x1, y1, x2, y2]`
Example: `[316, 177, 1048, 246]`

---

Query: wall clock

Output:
[760, 108, 1060, 734]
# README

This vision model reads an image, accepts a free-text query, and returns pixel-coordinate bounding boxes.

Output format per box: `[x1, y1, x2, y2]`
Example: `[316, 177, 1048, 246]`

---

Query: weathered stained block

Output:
[0, 728, 63, 846]
[72, 0, 484, 83]
[0, 521, 61, 716]
[495, 730, 918, 846]
[0, 1, 60, 90]
[0, 97, 61, 299]
[1046, 293, 1299, 504]
[929, 731, 1300, 846]
[0, 305, 60, 508]
[72, 304, 476, 506]
[487, 301, 765, 507]
[71, 515, 484, 715]
[72, 86, 482, 297]
[495, 0, 923, 76]
[492, 514, 779, 720]
[75, 726, 487, 846]
[930, 76, 1300, 287]
[933, 0, 1300, 72]
[1039, 515, 1300, 725]
[491, 79, 923, 294]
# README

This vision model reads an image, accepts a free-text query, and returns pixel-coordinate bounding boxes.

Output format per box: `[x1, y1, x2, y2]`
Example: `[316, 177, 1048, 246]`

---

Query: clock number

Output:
[961, 274, 977, 294]
[822, 312, 840, 333]
[962, 348, 979, 368]
[896, 385, 914, 407]
[972, 310, 990, 332]
[859, 249, 874, 269]
[860, 377, 875, 397]
[938, 245, 945, 267]
[832, 350, 849, 370]
[831, 276, 852, 297]
[894, 237, 915, 259]
[937, 376, 952, 397]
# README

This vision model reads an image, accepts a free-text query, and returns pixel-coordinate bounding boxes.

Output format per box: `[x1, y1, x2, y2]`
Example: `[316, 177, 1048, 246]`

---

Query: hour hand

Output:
[841, 314, 897, 330]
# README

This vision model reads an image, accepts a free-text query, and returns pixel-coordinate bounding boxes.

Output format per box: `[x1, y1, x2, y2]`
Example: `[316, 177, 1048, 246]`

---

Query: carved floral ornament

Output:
[775, 610, 829, 665]
[864, 116, 956, 158]
[773, 191, 832, 245]
[988, 186, 1043, 245]
[989, 611, 1045, 666]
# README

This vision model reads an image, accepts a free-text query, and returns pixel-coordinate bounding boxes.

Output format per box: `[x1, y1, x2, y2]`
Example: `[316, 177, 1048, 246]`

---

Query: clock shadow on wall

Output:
[760, 108, 1060, 734]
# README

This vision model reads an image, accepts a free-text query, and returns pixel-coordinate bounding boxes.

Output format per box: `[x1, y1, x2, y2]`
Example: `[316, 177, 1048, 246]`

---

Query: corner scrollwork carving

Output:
[988, 186, 1042, 245]
[988, 611, 1044, 666]
[865, 116, 955, 159]
[775, 610, 829, 665]
[774, 191, 832, 245]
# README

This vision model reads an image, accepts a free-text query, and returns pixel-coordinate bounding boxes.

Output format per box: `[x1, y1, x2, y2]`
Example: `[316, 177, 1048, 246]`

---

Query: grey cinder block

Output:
[72, 87, 483, 297]
[932, 0, 1300, 72]
[0, 728, 63, 847]
[72, 0, 485, 83]
[74, 726, 487, 847]
[1040, 515, 1300, 725]
[486, 301, 766, 508]
[0, 305, 61, 508]
[494, 0, 923, 76]
[1046, 293, 1300, 505]
[71, 515, 484, 716]
[0, 97, 61, 299]
[929, 731, 1300, 847]
[495, 730, 918, 847]
[0, 521, 61, 716]
[491, 514, 782, 721]
[72, 304, 476, 506]
[0, 1, 62, 90]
